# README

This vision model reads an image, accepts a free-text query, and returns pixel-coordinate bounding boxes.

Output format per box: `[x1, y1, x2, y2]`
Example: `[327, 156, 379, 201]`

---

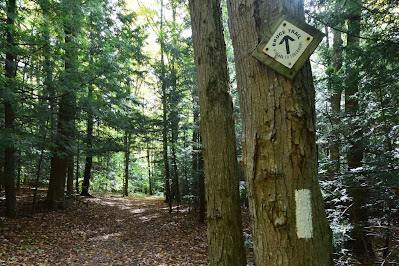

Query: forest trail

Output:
[0, 189, 208, 265]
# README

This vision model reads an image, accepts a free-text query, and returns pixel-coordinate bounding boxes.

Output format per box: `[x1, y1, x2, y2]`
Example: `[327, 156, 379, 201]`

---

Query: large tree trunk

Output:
[344, 0, 374, 262]
[226, 0, 333, 265]
[188, 0, 247, 264]
[4, 0, 18, 218]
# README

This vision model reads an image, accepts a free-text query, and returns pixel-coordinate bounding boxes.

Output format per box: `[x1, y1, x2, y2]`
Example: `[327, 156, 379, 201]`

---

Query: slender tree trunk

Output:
[0, 151, 4, 191]
[198, 145, 205, 224]
[4, 0, 18, 218]
[75, 143, 80, 193]
[329, 0, 344, 176]
[81, 86, 94, 196]
[226, 0, 333, 264]
[189, 0, 247, 264]
[344, 0, 374, 262]
[67, 155, 74, 193]
[170, 0, 181, 210]
[16, 148, 21, 190]
[329, 28, 343, 175]
[32, 119, 49, 214]
[147, 144, 153, 195]
[160, 0, 172, 212]
[123, 134, 130, 197]
[191, 95, 203, 221]
[171, 130, 180, 207]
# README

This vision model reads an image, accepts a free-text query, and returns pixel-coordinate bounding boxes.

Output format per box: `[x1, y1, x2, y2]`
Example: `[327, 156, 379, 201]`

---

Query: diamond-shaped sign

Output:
[252, 14, 325, 79]
[263, 20, 313, 69]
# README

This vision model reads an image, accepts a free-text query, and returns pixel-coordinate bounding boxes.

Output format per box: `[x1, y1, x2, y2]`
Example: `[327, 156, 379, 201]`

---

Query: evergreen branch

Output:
[348, 0, 399, 16]
[306, 11, 399, 45]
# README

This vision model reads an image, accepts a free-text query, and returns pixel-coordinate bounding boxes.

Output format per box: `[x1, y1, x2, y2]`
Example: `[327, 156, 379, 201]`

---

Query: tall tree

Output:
[344, 0, 374, 262]
[159, 0, 172, 212]
[328, 0, 344, 176]
[169, 0, 181, 210]
[147, 143, 153, 195]
[81, 85, 94, 196]
[123, 133, 130, 197]
[226, 0, 333, 264]
[188, 0, 247, 264]
[47, 0, 81, 209]
[3, 0, 18, 218]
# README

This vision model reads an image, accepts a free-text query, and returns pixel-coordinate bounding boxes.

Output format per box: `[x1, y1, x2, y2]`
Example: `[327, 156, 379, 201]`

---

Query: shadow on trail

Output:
[1, 191, 208, 265]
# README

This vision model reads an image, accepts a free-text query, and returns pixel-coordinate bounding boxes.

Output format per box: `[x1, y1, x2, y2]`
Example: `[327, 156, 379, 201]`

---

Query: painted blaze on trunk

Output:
[226, 0, 333, 265]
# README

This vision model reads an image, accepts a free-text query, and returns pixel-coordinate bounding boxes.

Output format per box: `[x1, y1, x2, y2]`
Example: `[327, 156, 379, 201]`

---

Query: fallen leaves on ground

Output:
[0, 189, 208, 265]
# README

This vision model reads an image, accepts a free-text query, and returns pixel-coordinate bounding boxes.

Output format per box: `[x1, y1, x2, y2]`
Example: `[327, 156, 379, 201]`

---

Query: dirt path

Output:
[0, 190, 208, 265]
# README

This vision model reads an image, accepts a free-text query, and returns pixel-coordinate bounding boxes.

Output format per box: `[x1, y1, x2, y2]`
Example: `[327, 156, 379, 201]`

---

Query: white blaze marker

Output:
[295, 189, 313, 238]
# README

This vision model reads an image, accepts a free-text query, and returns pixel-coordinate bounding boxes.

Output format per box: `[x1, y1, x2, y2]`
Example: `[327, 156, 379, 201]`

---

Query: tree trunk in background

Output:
[75, 145, 80, 193]
[147, 145, 153, 195]
[329, 0, 344, 176]
[170, 105, 180, 206]
[16, 148, 21, 190]
[81, 156, 92, 196]
[0, 152, 4, 190]
[227, 0, 333, 264]
[171, 127, 180, 207]
[39, 0, 56, 144]
[329, 27, 343, 175]
[47, 0, 79, 209]
[81, 86, 94, 196]
[160, 0, 172, 212]
[189, 0, 247, 264]
[345, 0, 374, 262]
[67, 155, 74, 193]
[4, 0, 18, 218]
[123, 134, 130, 197]
[198, 145, 205, 224]
[191, 95, 204, 222]
[170, 0, 181, 210]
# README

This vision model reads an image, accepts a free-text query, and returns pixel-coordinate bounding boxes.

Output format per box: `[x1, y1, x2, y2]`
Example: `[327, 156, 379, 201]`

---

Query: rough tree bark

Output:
[226, 0, 333, 264]
[188, 0, 247, 264]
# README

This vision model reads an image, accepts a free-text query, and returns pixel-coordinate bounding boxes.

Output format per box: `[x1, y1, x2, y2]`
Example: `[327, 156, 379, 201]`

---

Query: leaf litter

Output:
[0, 189, 208, 265]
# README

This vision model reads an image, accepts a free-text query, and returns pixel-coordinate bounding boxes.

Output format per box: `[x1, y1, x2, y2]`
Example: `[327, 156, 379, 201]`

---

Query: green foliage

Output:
[310, 0, 399, 263]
